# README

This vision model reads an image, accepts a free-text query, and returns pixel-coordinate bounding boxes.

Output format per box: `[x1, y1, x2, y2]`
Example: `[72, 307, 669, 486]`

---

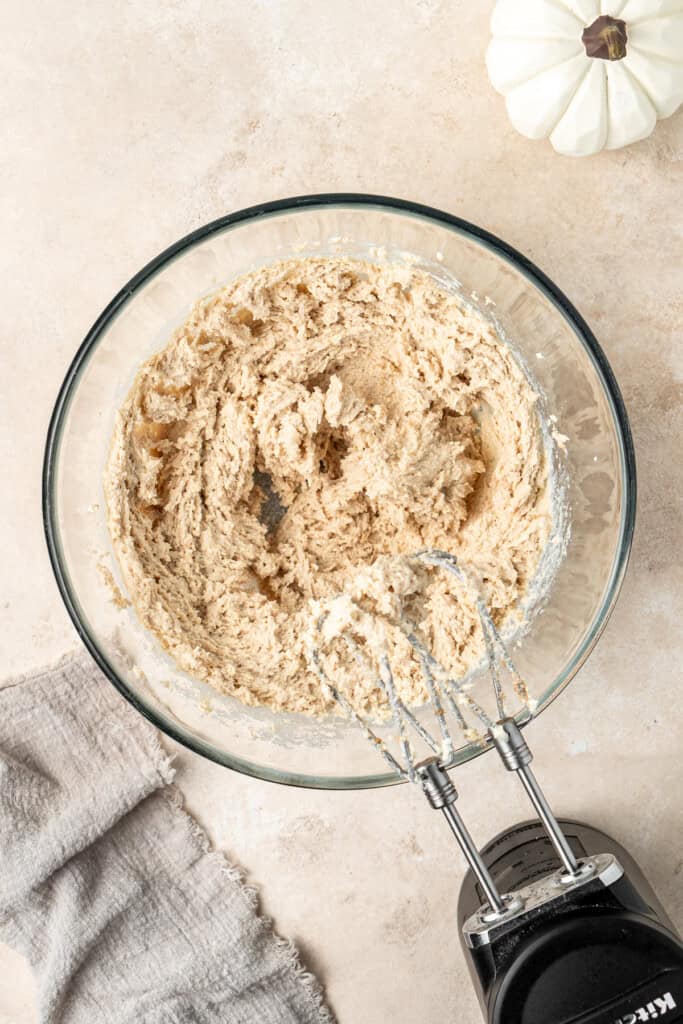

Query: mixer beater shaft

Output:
[417, 718, 586, 923]
[417, 760, 508, 918]
[490, 719, 582, 881]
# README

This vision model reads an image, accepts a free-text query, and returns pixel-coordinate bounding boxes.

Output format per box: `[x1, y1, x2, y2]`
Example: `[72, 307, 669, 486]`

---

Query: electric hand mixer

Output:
[309, 550, 683, 1024]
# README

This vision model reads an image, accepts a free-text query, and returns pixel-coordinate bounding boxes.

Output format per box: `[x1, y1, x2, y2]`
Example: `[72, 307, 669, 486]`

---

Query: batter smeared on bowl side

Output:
[105, 258, 551, 716]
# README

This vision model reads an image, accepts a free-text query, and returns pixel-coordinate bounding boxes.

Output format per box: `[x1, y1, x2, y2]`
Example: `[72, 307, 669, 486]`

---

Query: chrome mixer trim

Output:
[463, 852, 625, 949]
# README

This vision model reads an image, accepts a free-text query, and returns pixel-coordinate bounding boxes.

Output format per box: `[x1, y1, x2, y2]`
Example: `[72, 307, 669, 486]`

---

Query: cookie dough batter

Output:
[105, 258, 550, 716]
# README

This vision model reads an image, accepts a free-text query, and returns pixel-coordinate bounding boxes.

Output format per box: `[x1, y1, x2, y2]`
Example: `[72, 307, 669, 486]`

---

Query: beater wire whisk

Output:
[308, 548, 585, 918]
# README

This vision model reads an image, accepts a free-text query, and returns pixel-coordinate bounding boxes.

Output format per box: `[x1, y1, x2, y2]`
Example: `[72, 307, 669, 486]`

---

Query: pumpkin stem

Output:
[582, 15, 628, 61]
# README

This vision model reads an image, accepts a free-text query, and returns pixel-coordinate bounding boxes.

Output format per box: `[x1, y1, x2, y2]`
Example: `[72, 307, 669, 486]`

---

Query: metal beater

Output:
[308, 550, 683, 1023]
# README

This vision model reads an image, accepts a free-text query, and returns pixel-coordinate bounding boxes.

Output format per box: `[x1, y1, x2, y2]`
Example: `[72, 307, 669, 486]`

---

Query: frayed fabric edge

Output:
[0, 646, 82, 691]
[8, 650, 336, 1022]
[136, 723, 176, 788]
[158, 787, 335, 1023]
[272, 934, 336, 1024]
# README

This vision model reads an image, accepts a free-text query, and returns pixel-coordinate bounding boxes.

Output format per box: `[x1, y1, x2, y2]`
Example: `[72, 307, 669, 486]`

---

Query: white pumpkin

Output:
[486, 0, 683, 156]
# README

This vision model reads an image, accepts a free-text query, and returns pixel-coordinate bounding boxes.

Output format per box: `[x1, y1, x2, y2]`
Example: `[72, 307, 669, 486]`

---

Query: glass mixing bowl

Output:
[43, 195, 636, 789]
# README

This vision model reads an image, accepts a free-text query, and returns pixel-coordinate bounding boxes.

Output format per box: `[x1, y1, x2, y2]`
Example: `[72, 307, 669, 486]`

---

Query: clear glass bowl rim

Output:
[43, 193, 637, 790]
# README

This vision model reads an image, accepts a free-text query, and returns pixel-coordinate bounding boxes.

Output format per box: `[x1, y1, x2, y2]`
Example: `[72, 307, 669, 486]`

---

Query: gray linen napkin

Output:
[0, 652, 333, 1024]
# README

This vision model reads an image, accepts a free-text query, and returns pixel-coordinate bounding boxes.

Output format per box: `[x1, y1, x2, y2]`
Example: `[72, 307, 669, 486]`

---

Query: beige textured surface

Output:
[105, 257, 549, 717]
[2, 2, 682, 1022]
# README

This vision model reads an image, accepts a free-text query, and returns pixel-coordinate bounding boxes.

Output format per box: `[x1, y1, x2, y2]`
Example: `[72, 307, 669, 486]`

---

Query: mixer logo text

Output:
[614, 992, 677, 1023]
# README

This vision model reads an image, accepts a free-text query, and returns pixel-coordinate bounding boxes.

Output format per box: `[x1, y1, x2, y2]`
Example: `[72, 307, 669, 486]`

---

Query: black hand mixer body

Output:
[458, 819, 683, 1024]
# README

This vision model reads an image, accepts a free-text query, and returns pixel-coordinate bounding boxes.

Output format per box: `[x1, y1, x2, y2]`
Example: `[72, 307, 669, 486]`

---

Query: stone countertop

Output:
[2, 2, 682, 1021]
